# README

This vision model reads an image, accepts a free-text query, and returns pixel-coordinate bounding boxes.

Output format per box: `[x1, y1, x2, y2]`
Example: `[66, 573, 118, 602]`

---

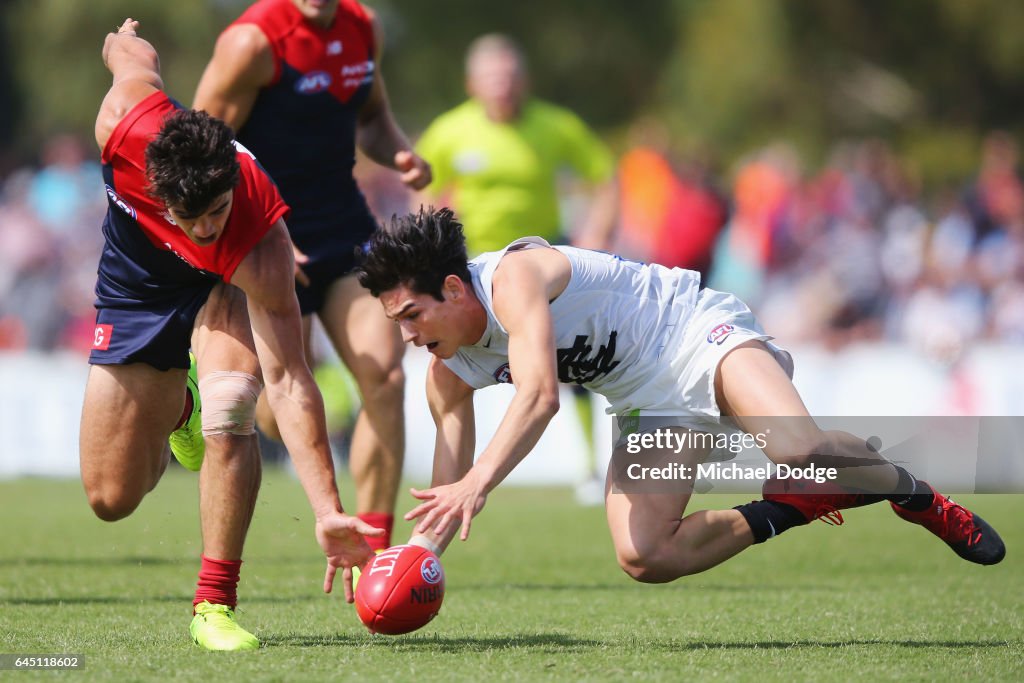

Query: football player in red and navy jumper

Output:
[82, 18, 380, 650]
[194, 0, 431, 552]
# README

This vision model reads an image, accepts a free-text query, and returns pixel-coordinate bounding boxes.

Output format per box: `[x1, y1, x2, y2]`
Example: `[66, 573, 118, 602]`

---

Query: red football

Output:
[355, 544, 445, 635]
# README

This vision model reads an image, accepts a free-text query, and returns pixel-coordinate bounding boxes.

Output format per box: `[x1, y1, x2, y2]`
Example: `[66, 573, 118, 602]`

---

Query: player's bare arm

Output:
[426, 358, 477, 488]
[405, 358, 477, 554]
[95, 19, 163, 150]
[192, 23, 274, 131]
[355, 10, 432, 190]
[232, 221, 381, 600]
[407, 248, 569, 541]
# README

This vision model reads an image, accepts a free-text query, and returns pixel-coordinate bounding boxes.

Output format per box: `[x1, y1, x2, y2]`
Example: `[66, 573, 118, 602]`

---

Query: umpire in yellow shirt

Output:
[416, 33, 617, 255]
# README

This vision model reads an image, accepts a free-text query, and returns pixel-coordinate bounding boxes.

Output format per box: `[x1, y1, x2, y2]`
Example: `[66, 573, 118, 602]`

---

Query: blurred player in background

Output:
[416, 33, 616, 253]
[415, 33, 617, 500]
[82, 18, 379, 651]
[194, 0, 431, 551]
[357, 207, 1005, 581]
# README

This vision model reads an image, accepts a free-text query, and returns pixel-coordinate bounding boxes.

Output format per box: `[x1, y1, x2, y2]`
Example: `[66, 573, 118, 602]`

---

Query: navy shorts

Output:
[289, 203, 378, 315]
[89, 214, 218, 371]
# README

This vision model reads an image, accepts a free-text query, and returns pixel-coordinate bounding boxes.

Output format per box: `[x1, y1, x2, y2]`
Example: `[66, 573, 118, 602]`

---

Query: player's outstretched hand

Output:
[316, 513, 383, 603]
[405, 469, 488, 542]
[395, 150, 432, 191]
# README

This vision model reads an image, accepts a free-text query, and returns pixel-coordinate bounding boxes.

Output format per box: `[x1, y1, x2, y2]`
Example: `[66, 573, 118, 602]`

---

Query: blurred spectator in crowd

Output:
[964, 130, 1024, 244]
[709, 143, 798, 305]
[416, 33, 617, 255]
[0, 135, 105, 351]
[616, 118, 727, 278]
[28, 135, 103, 235]
[0, 170, 57, 349]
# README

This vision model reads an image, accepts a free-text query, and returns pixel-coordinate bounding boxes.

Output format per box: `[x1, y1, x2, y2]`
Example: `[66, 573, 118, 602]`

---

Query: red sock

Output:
[173, 390, 193, 430]
[357, 512, 394, 552]
[193, 555, 241, 611]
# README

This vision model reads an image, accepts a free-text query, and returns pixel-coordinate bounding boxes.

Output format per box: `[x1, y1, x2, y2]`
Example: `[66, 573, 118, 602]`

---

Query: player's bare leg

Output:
[188, 283, 262, 650]
[716, 340, 900, 493]
[192, 284, 262, 560]
[79, 364, 183, 521]
[320, 274, 405, 549]
[717, 340, 1004, 564]
[605, 339, 907, 584]
[605, 439, 754, 583]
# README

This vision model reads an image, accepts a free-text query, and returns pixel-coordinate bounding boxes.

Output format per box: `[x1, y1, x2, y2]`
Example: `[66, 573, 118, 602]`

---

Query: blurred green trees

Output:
[4, 0, 233, 159]
[3, 0, 1024, 183]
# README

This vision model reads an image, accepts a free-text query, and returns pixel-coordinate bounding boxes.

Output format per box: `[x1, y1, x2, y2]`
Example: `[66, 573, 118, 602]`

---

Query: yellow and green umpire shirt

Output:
[415, 98, 614, 254]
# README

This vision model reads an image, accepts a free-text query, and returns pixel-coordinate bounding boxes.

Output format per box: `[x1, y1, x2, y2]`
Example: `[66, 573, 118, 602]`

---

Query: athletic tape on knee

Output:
[199, 371, 262, 436]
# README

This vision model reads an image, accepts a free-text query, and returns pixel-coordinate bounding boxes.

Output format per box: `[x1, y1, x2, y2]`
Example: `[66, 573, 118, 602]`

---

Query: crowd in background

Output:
[2, 128, 1023, 366]
[701, 132, 1024, 365]
[0, 135, 106, 353]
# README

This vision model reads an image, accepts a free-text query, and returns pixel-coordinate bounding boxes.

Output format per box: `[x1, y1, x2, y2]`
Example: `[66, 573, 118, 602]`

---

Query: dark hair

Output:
[358, 207, 471, 300]
[145, 109, 240, 218]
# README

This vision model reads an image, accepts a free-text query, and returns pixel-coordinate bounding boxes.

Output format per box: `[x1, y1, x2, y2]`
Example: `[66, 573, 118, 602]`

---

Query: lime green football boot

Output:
[352, 563, 363, 593]
[351, 548, 384, 593]
[190, 601, 259, 651]
[169, 352, 204, 472]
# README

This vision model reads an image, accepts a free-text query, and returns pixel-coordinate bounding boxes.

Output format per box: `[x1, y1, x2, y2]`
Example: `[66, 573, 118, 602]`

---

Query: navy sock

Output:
[885, 466, 934, 511]
[734, 500, 808, 544]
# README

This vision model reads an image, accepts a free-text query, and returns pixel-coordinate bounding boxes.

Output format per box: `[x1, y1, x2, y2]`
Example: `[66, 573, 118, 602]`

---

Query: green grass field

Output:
[1, 469, 1021, 682]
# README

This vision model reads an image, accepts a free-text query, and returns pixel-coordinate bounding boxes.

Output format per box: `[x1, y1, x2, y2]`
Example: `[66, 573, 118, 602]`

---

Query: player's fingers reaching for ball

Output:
[323, 562, 337, 594]
[341, 566, 355, 603]
[431, 509, 458, 537]
[352, 520, 385, 537]
[404, 498, 437, 523]
[409, 486, 437, 501]
[405, 489, 440, 521]
[414, 505, 445, 535]
[460, 509, 474, 541]
[320, 514, 383, 539]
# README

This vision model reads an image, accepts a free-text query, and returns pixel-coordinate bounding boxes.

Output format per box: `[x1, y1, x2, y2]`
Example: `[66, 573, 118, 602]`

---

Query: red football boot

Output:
[891, 488, 1006, 565]
[762, 476, 875, 525]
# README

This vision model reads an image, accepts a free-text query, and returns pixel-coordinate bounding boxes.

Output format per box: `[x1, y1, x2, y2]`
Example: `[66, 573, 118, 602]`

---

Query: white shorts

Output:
[615, 286, 793, 437]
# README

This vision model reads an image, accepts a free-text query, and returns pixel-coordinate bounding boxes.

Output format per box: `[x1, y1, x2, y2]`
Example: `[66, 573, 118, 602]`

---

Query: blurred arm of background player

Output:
[571, 176, 619, 252]
[191, 21, 268, 132]
[355, 10, 431, 190]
